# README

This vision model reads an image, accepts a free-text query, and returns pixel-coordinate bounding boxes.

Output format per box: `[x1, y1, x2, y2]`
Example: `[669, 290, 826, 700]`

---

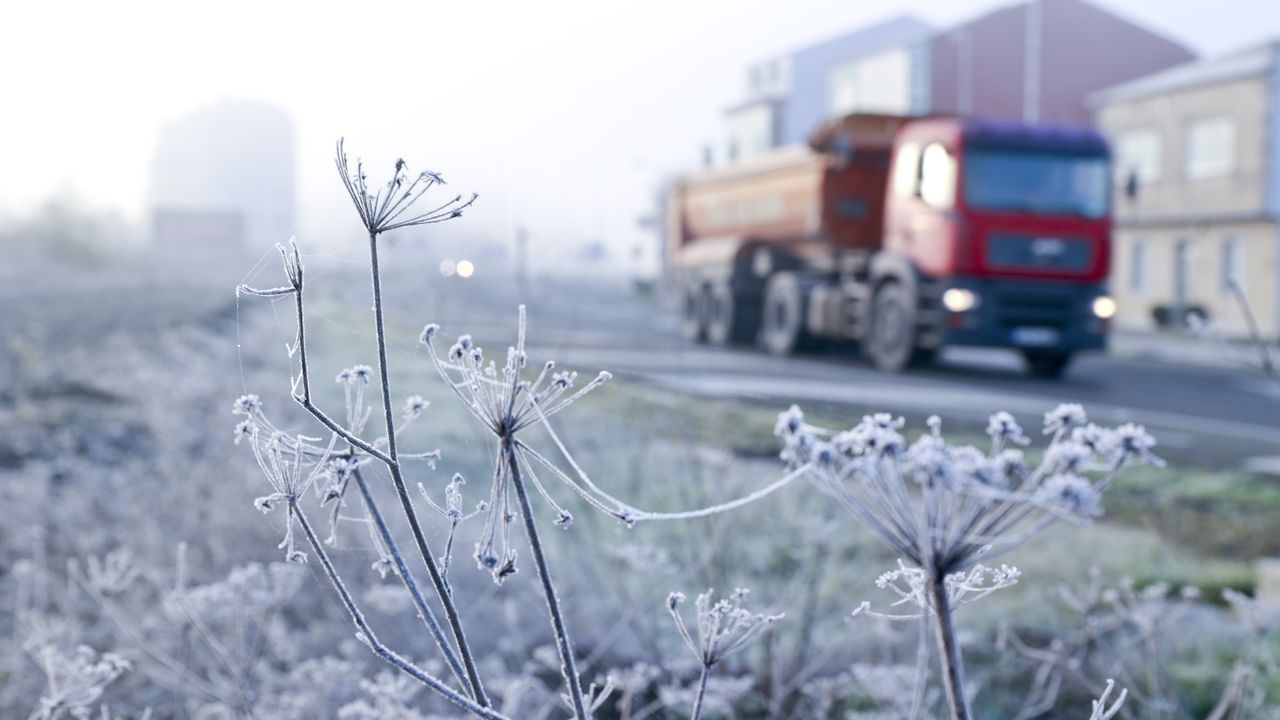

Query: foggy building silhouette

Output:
[148, 100, 296, 266]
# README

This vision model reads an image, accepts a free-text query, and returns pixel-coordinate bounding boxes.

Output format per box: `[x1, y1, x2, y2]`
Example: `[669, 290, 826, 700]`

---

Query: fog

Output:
[3, 0, 1278, 276]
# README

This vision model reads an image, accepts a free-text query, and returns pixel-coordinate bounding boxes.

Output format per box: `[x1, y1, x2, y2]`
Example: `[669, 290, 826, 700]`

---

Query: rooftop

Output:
[1091, 40, 1279, 106]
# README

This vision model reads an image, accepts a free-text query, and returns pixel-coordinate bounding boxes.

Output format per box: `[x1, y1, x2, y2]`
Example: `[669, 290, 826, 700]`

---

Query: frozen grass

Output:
[5, 143, 1279, 718]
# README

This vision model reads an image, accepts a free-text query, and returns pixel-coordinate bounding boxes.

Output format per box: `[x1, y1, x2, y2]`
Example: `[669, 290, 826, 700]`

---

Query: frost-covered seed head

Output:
[419, 323, 439, 345]
[1045, 440, 1093, 473]
[987, 411, 1030, 446]
[1044, 403, 1087, 435]
[403, 395, 428, 419]
[233, 394, 261, 415]
[1038, 473, 1102, 517]
[1113, 423, 1163, 466]
[234, 419, 255, 445]
[774, 405, 805, 437]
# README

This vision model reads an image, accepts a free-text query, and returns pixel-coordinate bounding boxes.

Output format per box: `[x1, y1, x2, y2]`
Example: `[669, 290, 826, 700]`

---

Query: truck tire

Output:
[867, 281, 925, 372]
[681, 283, 708, 343]
[760, 273, 811, 356]
[705, 281, 759, 346]
[1023, 350, 1073, 379]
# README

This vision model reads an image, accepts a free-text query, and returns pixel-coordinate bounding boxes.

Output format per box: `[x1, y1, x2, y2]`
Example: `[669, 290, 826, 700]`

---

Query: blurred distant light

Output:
[457, 259, 475, 278]
[439, 259, 457, 277]
[1092, 295, 1117, 319]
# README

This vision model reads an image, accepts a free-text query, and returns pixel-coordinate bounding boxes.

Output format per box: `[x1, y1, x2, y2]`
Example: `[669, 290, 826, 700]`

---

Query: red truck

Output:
[668, 113, 1116, 377]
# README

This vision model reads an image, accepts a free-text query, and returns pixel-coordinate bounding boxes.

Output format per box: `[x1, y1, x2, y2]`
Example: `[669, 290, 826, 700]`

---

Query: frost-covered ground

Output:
[2, 257, 1278, 719]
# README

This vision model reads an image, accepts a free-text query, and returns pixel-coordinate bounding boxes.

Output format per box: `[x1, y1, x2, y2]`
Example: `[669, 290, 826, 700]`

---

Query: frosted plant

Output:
[666, 588, 783, 720]
[1189, 277, 1278, 386]
[415, 472, 488, 593]
[26, 643, 131, 720]
[421, 307, 614, 579]
[1000, 571, 1203, 720]
[656, 675, 755, 720]
[421, 305, 814, 718]
[334, 138, 477, 236]
[1087, 679, 1127, 720]
[852, 561, 1021, 621]
[604, 663, 661, 720]
[774, 403, 1159, 720]
[1203, 589, 1278, 720]
[236, 144, 500, 718]
[419, 305, 612, 717]
[337, 670, 432, 720]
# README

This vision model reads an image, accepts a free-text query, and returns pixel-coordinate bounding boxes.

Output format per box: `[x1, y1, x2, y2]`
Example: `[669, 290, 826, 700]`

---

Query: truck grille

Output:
[986, 234, 1092, 271]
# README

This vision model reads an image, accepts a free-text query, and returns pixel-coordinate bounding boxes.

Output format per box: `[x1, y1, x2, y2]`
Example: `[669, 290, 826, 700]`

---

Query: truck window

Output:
[919, 143, 956, 209]
[963, 149, 1109, 218]
[891, 143, 920, 197]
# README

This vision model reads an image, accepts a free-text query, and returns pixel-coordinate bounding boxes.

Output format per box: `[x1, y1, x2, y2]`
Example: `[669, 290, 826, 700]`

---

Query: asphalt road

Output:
[414, 274, 1280, 471]
[7, 265, 1275, 471]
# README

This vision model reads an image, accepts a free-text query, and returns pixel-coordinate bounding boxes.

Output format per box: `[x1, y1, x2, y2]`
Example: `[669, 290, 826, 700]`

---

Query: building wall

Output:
[1037, 0, 1196, 124]
[780, 16, 931, 145]
[1111, 222, 1277, 337]
[930, 0, 1195, 125]
[1097, 57, 1280, 339]
[1101, 76, 1271, 220]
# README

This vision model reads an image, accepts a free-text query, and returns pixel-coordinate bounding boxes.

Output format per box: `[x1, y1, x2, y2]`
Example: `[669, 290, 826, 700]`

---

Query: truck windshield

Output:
[963, 149, 1109, 218]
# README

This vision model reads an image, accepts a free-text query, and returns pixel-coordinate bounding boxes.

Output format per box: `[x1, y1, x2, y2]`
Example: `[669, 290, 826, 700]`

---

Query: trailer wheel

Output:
[1023, 350, 1073, 379]
[706, 281, 759, 346]
[867, 281, 922, 372]
[681, 282, 709, 343]
[760, 273, 810, 356]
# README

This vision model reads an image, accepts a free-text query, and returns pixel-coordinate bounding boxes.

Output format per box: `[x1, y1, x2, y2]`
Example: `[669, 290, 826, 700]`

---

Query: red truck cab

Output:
[878, 117, 1113, 374]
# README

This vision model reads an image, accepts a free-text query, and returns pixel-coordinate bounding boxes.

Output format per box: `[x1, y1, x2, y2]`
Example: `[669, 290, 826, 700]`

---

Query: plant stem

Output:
[291, 502, 508, 720]
[366, 231, 489, 707]
[691, 664, 711, 720]
[503, 434, 588, 719]
[351, 467, 469, 690]
[929, 570, 971, 720]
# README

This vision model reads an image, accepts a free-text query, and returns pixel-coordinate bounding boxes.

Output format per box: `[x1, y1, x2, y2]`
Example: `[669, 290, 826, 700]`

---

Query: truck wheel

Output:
[760, 273, 809, 356]
[868, 282, 921, 372]
[1023, 351, 1073, 379]
[706, 282, 759, 346]
[681, 283, 708, 343]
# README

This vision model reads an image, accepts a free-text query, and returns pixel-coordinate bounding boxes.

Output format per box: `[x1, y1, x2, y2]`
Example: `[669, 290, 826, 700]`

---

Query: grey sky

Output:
[3, 0, 1278, 267]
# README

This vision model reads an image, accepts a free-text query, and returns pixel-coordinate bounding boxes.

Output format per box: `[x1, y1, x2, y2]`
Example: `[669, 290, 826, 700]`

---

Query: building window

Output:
[1114, 128, 1161, 185]
[827, 47, 911, 116]
[1185, 117, 1237, 180]
[1221, 236, 1244, 293]
[1129, 238, 1147, 293]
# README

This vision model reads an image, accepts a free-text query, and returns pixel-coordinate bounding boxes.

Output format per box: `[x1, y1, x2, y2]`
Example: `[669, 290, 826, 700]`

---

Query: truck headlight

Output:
[942, 288, 979, 312]
[1091, 295, 1117, 319]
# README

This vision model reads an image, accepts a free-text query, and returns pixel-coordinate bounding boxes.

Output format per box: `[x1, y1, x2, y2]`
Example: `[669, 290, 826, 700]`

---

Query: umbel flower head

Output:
[421, 305, 616, 583]
[666, 588, 784, 667]
[774, 403, 1160, 575]
[231, 395, 339, 564]
[336, 139, 477, 235]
